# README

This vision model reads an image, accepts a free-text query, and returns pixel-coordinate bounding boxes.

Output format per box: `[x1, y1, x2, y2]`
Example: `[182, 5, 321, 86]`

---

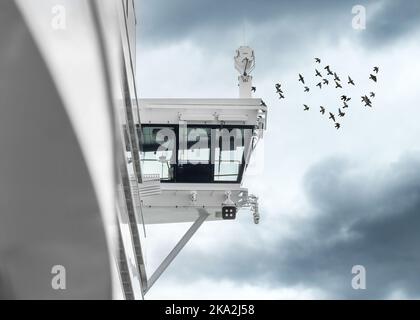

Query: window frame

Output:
[139, 124, 254, 184]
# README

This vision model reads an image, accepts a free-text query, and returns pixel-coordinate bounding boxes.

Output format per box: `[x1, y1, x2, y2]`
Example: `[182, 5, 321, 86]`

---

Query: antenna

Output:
[234, 46, 255, 98]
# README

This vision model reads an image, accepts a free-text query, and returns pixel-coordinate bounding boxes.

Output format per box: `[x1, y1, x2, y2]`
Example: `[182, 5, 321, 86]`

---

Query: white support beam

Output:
[144, 210, 210, 294]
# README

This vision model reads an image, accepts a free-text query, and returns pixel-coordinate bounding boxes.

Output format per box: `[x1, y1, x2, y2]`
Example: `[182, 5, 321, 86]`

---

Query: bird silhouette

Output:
[261, 100, 267, 107]
[334, 72, 341, 82]
[315, 69, 322, 77]
[343, 101, 349, 109]
[279, 93, 285, 99]
[361, 95, 371, 103]
[338, 108, 345, 117]
[335, 123, 341, 129]
[317, 82, 322, 89]
[373, 66, 379, 73]
[320, 106, 325, 114]
[303, 104, 310, 111]
[324, 65, 333, 75]
[251, 86, 256, 92]
[315, 58, 321, 63]
[362, 95, 372, 107]
[304, 86, 310, 92]
[335, 81, 342, 89]
[348, 76, 355, 85]
[341, 95, 348, 101]
[369, 74, 377, 82]
[276, 87, 283, 94]
[370, 92, 375, 98]
[329, 112, 336, 122]
[299, 74, 305, 84]
[323, 78, 329, 85]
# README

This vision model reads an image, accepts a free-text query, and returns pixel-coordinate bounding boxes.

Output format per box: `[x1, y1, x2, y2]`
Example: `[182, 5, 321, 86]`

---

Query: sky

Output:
[134, 0, 420, 299]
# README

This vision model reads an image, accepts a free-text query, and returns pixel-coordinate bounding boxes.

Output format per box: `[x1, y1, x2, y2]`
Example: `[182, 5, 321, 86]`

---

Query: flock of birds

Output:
[269, 58, 380, 130]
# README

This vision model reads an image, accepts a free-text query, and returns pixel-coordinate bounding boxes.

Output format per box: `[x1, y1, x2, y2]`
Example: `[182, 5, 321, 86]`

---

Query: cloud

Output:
[135, 0, 420, 49]
[147, 279, 327, 300]
[136, 0, 357, 42]
[150, 152, 420, 299]
[363, 0, 420, 46]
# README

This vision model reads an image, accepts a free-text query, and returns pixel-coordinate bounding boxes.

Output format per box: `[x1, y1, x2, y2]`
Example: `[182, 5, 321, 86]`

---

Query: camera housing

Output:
[222, 205, 237, 220]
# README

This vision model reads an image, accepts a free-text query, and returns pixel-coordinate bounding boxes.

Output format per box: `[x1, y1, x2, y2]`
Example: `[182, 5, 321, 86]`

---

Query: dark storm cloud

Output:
[165, 152, 420, 299]
[136, 0, 348, 40]
[363, 0, 420, 45]
[135, 0, 420, 48]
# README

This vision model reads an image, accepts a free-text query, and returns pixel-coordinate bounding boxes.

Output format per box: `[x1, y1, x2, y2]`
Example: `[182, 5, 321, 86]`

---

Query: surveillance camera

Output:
[222, 205, 237, 220]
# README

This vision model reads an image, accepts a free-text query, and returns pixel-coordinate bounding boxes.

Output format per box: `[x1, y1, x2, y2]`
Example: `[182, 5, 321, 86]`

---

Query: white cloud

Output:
[147, 279, 327, 300]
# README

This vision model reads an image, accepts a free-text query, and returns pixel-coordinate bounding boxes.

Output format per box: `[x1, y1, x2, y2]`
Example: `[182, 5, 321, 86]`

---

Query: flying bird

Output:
[315, 69, 322, 77]
[343, 101, 349, 109]
[338, 108, 345, 117]
[362, 95, 372, 106]
[341, 95, 348, 101]
[323, 78, 329, 85]
[251, 86, 256, 92]
[315, 58, 321, 63]
[261, 100, 267, 107]
[317, 82, 322, 89]
[369, 74, 377, 82]
[303, 104, 310, 111]
[361, 95, 371, 103]
[279, 93, 285, 99]
[299, 74, 305, 84]
[320, 106, 325, 114]
[370, 92, 375, 98]
[324, 65, 333, 75]
[335, 123, 341, 130]
[373, 66, 379, 73]
[335, 81, 342, 89]
[348, 76, 355, 85]
[334, 72, 341, 82]
[329, 112, 336, 122]
[276, 87, 283, 94]
[304, 86, 310, 92]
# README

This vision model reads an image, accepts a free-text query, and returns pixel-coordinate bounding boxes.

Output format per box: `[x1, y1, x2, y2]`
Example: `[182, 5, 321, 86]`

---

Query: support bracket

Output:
[144, 209, 210, 294]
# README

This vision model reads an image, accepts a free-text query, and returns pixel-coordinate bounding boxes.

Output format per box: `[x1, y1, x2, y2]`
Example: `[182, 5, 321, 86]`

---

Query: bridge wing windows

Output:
[213, 128, 245, 182]
[140, 126, 176, 181]
[139, 125, 252, 183]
